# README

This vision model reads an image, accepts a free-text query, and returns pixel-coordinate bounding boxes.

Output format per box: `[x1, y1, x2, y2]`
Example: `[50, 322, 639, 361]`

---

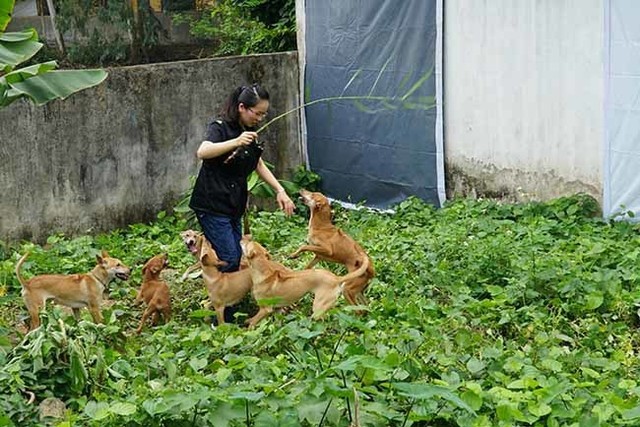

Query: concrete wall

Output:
[444, 0, 604, 202]
[0, 52, 302, 243]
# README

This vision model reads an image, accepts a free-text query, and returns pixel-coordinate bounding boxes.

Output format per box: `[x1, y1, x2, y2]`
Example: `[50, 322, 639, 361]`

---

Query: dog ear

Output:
[96, 253, 105, 264]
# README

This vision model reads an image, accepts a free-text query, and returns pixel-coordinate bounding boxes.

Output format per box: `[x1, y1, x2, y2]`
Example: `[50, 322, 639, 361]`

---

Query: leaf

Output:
[84, 401, 111, 421]
[5, 69, 107, 106]
[297, 399, 333, 425]
[189, 357, 207, 372]
[393, 382, 476, 414]
[466, 357, 486, 374]
[528, 401, 552, 417]
[0, 33, 42, 72]
[0, 0, 15, 32]
[584, 292, 604, 310]
[109, 402, 137, 416]
[622, 405, 640, 420]
[230, 391, 264, 402]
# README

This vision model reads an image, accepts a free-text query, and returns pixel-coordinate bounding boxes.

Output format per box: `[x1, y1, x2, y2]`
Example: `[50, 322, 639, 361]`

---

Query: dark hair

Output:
[222, 84, 270, 124]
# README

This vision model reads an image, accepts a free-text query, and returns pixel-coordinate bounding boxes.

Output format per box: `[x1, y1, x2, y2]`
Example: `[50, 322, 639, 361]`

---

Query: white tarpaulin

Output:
[604, 0, 640, 218]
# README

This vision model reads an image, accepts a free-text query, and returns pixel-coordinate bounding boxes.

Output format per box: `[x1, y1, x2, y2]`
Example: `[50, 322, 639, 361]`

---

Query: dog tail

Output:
[15, 252, 30, 288]
[337, 255, 370, 285]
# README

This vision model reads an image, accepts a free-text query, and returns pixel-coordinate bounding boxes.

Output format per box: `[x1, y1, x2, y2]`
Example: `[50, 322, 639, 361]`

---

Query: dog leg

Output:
[214, 305, 226, 325]
[180, 262, 201, 281]
[162, 306, 171, 324]
[72, 308, 81, 320]
[151, 311, 160, 326]
[312, 285, 342, 319]
[23, 292, 45, 331]
[136, 306, 153, 334]
[291, 245, 333, 259]
[87, 303, 104, 324]
[247, 307, 273, 329]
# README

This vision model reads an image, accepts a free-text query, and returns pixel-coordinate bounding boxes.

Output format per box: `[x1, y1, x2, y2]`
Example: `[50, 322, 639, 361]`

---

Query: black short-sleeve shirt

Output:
[189, 119, 263, 218]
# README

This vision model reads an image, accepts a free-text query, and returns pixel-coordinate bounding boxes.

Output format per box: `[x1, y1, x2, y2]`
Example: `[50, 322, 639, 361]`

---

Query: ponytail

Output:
[222, 84, 270, 123]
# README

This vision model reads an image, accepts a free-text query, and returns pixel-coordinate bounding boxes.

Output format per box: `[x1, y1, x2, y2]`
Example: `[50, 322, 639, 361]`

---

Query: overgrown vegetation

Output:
[2, 193, 640, 425]
[174, 0, 296, 56]
[54, 0, 163, 66]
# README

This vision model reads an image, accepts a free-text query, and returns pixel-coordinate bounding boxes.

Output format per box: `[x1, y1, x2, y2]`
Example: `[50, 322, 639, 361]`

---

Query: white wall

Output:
[444, 0, 604, 201]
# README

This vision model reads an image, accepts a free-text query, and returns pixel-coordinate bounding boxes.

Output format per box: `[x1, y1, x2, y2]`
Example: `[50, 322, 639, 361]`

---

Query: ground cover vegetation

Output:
[1, 193, 640, 425]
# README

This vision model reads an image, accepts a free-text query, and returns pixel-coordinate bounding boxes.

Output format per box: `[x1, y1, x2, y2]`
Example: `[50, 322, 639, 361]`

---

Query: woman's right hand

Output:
[236, 131, 258, 147]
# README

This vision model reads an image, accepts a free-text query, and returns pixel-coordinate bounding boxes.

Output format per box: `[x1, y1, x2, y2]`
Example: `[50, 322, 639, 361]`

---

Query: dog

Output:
[181, 229, 249, 280]
[241, 237, 369, 328]
[134, 253, 172, 333]
[291, 189, 375, 307]
[15, 250, 131, 331]
[180, 229, 205, 280]
[199, 238, 254, 325]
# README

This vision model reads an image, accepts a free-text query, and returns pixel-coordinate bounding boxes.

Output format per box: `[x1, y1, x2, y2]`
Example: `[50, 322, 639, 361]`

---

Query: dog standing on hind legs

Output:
[15, 250, 131, 331]
[135, 253, 172, 334]
[291, 189, 375, 308]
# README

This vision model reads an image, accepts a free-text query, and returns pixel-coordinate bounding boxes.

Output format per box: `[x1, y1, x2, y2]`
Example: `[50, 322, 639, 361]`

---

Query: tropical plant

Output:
[0, 0, 107, 109]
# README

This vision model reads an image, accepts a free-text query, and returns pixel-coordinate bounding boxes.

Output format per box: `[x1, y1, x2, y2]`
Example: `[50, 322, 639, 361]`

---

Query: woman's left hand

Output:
[276, 191, 295, 216]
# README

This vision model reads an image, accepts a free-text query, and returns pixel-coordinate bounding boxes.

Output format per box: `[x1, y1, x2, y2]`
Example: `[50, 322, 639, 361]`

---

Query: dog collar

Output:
[89, 272, 109, 288]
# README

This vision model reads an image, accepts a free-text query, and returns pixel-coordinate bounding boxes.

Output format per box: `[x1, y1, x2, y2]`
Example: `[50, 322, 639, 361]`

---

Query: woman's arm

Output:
[255, 159, 295, 215]
[196, 131, 257, 160]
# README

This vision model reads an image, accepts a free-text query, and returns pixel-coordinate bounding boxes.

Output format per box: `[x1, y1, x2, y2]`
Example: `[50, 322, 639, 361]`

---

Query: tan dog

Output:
[15, 251, 131, 331]
[241, 237, 369, 328]
[180, 229, 249, 281]
[199, 239, 253, 325]
[134, 253, 171, 333]
[291, 189, 375, 307]
[180, 229, 205, 280]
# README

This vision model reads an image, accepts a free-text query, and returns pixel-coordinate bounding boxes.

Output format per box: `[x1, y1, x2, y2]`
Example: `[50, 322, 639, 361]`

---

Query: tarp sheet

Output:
[301, 0, 444, 209]
[604, 0, 640, 218]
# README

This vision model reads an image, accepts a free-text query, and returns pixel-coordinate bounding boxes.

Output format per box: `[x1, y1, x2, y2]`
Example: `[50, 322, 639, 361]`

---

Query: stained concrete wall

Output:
[0, 52, 302, 243]
[444, 0, 604, 202]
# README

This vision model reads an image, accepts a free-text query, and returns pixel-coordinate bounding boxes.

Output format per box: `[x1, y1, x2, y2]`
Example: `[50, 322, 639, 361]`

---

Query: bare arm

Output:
[256, 159, 295, 215]
[196, 131, 257, 160]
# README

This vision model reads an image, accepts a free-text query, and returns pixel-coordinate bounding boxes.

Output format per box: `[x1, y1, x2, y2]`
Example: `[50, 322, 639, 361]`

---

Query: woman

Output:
[189, 84, 295, 321]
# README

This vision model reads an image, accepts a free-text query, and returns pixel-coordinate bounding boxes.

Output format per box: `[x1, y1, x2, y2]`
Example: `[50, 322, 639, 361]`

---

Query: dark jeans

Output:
[195, 211, 242, 273]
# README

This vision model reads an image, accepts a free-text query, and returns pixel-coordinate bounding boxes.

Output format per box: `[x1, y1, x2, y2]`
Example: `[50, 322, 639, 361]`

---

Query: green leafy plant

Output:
[0, 0, 107, 109]
[174, 0, 295, 56]
[4, 193, 640, 425]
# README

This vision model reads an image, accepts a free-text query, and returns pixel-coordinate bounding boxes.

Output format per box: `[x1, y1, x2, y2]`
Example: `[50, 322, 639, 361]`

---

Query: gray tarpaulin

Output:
[604, 0, 640, 218]
[298, 0, 444, 209]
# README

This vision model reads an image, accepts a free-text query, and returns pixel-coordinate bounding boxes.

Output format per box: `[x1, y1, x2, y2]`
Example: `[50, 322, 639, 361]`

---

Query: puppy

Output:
[291, 190, 375, 307]
[199, 239, 253, 325]
[241, 237, 369, 328]
[180, 229, 204, 280]
[16, 250, 131, 331]
[135, 253, 171, 333]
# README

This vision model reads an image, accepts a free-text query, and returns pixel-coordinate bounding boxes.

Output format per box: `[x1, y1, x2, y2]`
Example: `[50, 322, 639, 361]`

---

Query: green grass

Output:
[2, 193, 640, 426]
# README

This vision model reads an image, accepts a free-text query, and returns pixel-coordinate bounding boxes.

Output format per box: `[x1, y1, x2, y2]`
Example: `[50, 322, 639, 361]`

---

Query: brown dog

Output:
[241, 237, 369, 328]
[16, 251, 131, 331]
[134, 253, 172, 333]
[291, 189, 375, 307]
[199, 239, 253, 325]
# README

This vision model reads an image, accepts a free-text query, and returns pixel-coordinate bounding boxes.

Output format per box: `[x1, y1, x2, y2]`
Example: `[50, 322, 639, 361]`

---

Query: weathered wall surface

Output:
[443, 0, 604, 202]
[0, 52, 302, 243]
